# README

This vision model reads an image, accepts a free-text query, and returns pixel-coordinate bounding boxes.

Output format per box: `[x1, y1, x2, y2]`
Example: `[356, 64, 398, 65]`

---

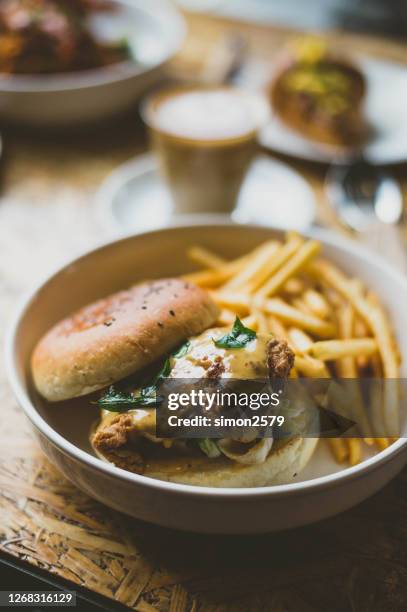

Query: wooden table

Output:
[1, 12, 406, 611]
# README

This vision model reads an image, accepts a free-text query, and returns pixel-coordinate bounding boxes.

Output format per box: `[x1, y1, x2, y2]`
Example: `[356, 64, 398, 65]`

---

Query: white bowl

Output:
[0, 0, 185, 125]
[5, 222, 407, 533]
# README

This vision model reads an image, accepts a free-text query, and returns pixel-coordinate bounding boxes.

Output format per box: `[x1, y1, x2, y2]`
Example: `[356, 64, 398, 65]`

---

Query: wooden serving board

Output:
[1, 12, 407, 611]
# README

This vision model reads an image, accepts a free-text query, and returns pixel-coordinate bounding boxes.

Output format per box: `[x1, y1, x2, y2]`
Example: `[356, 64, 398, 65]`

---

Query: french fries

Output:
[294, 355, 330, 378]
[283, 277, 305, 296]
[254, 309, 270, 335]
[185, 232, 401, 466]
[211, 291, 251, 316]
[328, 438, 348, 463]
[263, 298, 336, 338]
[336, 302, 372, 450]
[223, 240, 280, 293]
[303, 289, 330, 319]
[313, 259, 400, 436]
[187, 246, 226, 269]
[217, 308, 238, 326]
[183, 267, 233, 288]
[288, 328, 313, 353]
[336, 303, 357, 378]
[305, 339, 378, 361]
[348, 438, 362, 465]
[254, 238, 319, 300]
[288, 327, 330, 378]
[183, 251, 252, 288]
[267, 315, 289, 340]
[313, 260, 399, 378]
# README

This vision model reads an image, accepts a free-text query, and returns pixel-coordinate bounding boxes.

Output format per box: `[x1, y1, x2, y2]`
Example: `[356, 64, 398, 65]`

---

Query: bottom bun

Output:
[94, 437, 318, 488]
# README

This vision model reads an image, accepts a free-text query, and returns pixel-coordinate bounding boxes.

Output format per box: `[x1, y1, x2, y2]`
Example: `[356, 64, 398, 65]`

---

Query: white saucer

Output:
[97, 153, 316, 235]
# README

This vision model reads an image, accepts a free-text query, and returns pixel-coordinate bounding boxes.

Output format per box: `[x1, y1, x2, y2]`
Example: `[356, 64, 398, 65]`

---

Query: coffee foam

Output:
[153, 89, 267, 141]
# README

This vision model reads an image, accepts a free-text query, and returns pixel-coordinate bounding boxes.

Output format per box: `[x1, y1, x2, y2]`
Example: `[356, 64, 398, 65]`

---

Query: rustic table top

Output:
[0, 12, 406, 612]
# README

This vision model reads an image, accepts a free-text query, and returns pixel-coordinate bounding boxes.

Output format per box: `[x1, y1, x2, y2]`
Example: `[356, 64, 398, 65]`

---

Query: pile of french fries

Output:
[183, 232, 400, 466]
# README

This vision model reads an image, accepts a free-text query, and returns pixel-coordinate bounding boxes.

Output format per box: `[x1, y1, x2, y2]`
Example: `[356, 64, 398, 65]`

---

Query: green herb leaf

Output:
[97, 357, 172, 412]
[97, 386, 158, 412]
[197, 439, 221, 458]
[140, 359, 170, 403]
[173, 340, 191, 359]
[139, 385, 158, 402]
[141, 357, 172, 396]
[153, 358, 172, 384]
[214, 317, 256, 349]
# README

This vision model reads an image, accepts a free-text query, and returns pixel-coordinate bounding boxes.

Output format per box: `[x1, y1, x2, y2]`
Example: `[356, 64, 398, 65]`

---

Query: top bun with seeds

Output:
[31, 279, 219, 402]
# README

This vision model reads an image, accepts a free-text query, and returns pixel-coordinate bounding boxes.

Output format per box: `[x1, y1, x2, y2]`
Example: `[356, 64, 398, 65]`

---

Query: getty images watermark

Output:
[155, 378, 406, 439]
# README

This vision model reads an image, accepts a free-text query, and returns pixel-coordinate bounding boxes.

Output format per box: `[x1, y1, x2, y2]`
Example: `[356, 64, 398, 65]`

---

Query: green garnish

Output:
[154, 357, 172, 383]
[198, 439, 221, 458]
[141, 358, 172, 399]
[214, 317, 256, 349]
[173, 340, 191, 359]
[96, 386, 157, 412]
[97, 336, 194, 412]
[97, 358, 172, 412]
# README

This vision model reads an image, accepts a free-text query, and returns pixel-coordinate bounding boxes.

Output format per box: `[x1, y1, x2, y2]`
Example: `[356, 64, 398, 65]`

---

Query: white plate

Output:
[97, 153, 316, 235]
[255, 57, 407, 165]
[6, 222, 407, 533]
[0, 0, 185, 125]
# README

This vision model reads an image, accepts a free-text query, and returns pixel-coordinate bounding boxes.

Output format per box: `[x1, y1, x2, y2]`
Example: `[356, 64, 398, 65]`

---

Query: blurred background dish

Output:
[258, 56, 407, 165]
[268, 37, 368, 151]
[96, 153, 316, 235]
[0, 0, 185, 125]
[0, 0, 135, 76]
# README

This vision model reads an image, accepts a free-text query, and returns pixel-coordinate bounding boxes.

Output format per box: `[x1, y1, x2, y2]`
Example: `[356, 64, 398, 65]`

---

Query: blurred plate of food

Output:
[96, 152, 316, 235]
[0, 0, 185, 125]
[251, 37, 407, 165]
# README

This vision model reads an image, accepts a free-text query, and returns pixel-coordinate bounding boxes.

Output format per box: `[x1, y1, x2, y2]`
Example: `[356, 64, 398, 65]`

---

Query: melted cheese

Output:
[170, 328, 270, 379]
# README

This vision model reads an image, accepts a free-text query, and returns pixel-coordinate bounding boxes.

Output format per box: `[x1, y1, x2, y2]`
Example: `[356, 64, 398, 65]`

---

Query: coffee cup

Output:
[141, 85, 269, 215]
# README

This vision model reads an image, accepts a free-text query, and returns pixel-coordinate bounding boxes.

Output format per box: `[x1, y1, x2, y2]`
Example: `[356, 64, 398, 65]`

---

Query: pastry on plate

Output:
[270, 37, 368, 148]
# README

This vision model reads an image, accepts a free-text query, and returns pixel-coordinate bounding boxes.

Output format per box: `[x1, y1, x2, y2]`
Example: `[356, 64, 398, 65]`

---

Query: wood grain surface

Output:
[0, 11, 406, 612]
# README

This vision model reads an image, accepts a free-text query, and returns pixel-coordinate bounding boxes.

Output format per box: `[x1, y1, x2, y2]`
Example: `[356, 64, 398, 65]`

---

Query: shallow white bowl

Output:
[6, 222, 407, 533]
[0, 0, 185, 125]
